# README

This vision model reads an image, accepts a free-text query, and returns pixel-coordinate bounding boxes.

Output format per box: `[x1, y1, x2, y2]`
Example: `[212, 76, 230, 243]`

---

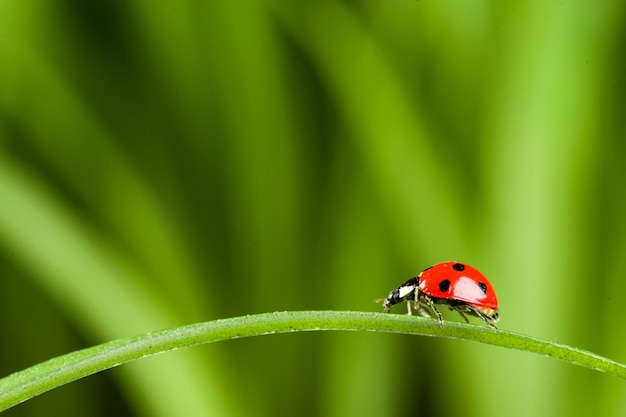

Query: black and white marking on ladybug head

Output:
[398, 283, 416, 298]
[380, 276, 419, 313]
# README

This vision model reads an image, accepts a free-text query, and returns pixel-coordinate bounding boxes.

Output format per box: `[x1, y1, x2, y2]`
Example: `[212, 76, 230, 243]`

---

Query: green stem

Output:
[0, 310, 623, 412]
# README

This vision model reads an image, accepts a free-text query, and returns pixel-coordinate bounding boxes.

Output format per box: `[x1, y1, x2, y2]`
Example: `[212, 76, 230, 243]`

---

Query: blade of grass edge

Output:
[0, 310, 623, 413]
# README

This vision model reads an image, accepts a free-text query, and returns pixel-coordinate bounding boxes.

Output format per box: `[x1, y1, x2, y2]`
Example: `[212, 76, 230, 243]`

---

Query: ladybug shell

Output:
[417, 262, 498, 309]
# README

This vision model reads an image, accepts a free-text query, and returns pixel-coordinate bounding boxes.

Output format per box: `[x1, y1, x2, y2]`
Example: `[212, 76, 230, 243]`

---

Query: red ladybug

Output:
[380, 262, 499, 328]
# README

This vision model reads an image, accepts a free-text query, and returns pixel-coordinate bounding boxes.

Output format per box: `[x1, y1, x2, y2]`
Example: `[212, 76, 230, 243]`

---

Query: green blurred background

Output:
[1, 0, 625, 416]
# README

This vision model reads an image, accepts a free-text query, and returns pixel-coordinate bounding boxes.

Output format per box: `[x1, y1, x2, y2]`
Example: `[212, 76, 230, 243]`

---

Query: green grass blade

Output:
[0, 310, 623, 412]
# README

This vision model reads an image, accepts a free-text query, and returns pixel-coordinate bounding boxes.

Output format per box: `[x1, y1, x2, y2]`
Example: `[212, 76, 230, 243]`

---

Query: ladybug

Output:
[380, 262, 499, 329]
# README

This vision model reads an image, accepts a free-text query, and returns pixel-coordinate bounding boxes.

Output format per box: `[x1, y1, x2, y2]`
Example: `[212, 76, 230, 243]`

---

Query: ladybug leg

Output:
[416, 307, 433, 318]
[480, 314, 498, 329]
[423, 296, 444, 327]
[467, 305, 498, 329]
[408, 290, 422, 315]
[481, 314, 498, 330]
[432, 305, 444, 327]
[413, 294, 431, 317]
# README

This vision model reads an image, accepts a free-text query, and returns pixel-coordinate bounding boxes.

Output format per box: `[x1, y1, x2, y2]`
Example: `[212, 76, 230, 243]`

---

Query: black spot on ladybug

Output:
[452, 263, 465, 272]
[438, 279, 450, 293]
[478, 282, 487, 294]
